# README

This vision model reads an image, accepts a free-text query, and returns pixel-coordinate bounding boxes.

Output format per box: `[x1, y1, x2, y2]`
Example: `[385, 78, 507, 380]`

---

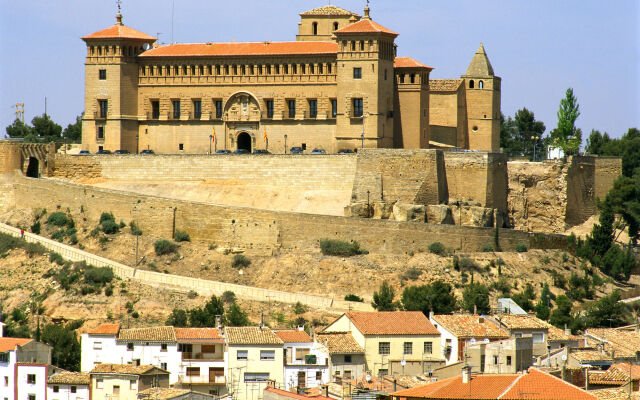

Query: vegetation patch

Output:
[154, 239, 178, 256]
[319, 239, 367, 256]
[174, 230, 190, 242]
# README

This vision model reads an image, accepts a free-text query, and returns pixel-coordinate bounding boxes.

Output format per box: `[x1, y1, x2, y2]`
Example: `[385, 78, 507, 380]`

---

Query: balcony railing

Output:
[93, 111, 107, 119]
[181, 352, 224, 361]
[178, 375, 226, 385]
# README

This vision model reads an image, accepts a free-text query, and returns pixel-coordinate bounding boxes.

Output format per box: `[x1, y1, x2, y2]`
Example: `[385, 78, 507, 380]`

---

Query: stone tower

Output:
[296, 5, 361, 42]
[334, 5, 397, 150]
[81, 12, 155, 153]
[462, 43, 501, 151]
[393, 58, 433, 149]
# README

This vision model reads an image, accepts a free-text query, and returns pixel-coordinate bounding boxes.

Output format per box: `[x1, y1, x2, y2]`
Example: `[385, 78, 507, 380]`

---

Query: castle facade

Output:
[80, 5, 500, 154]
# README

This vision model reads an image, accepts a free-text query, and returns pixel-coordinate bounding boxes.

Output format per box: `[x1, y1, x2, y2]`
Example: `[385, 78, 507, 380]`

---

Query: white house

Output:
[274, 329, 329, 390]
[47, 371, 90, 400]
[0, 337, 53, 400]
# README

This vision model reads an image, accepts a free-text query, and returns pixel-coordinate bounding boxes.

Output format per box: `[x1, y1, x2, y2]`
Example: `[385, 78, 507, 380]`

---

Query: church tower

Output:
[462, 43, 501, 151]
[81, 11, 155, 153]
[334, 4, 397, 150]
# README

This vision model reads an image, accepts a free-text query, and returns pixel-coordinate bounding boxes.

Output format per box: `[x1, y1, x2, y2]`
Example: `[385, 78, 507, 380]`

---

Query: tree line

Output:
[5, 113, 82, 143]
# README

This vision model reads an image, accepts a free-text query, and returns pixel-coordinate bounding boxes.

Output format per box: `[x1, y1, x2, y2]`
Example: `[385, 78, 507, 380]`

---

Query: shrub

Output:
[98, 236, 109, 246]
[51, 230, 65, 242]
[49, 252, 65, 266]
[294, 302, 308, 315]
[174, 230, 190, 242]
[83, 266, 114, 285]
[482, 245, 493, 252]
[119, 220, 126, 228]
[99, 212, 115, 224]
[104, 286, 113, 296]
[429, 242, 446, 255]
[125, 301, 134, 313]
[222, 291, 236, 304]
[400, 266, 422, 281]
[47, 212, 68, 227]
[69, 234, 78, 245]
[459, 257, 478, 270]
[187, 290, 198, 299]
[65, 227, 77, 237]
[516, 244, 528, 252]
[81, 285, 97, 295]
[30, 221, 41, 234]
[231, 254, 251, 268]
[100, 220, 119, 234]
[154, 239, 177, 256]
[540, 256, 551, 264]
[131, 311, 139, 319]
[344, 294, 364, 302]
[319, 239, 367, 256]
[129, 221, 142, 236]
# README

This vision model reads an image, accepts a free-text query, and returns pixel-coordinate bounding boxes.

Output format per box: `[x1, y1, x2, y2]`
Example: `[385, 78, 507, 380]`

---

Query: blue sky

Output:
[1, 0, 638, 140]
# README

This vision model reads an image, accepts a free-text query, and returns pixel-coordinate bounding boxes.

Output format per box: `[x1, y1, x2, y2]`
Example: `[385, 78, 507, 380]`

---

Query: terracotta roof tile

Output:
[492, 314, 548, 330]
[591, 388, 640, 400]
[139, 41, 338, 58]
[502, 369, 596, 400]
[570, 348, 613, 363]
[344, 312, 440, 335]
[90, 363, 168, 375]
[48, 371, 90, 385]
[225, 327, 283, 345]
[275, 330, 312, 343]
[82, 24, 156, 41]
[431, 315, 509, 339]
[334, 19, 398, 36]
[138, 388, 192, 400]
[117, 326, 176, 342]
[0, 337, 33, 352]
[316, 332, 364, 354]
[589, 363, 640, 385]
[545, 323, 581, 342]
[429, 79, 463, 92]
[300, 6, 360, 17]
[88, 323, 120, 335]
[174, 328, 223, 343]
[586, 328, 640, 358]
[265, 386, 332, 400]
[394, 57, 433, 70]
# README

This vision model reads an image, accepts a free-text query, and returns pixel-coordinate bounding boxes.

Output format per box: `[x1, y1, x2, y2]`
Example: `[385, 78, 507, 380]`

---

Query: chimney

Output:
[474, 305, 477, 315]
[393, 379, 397, 392]
[462, 367, 470, 384]
[429, 311, 434, 320]
[322, 385, 329, 397]
[564, 324, 570, 336]
[215, 315, 222, 330]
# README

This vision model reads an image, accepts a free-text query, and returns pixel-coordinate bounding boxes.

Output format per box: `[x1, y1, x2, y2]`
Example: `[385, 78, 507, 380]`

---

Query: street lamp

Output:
[209, 134, 213, 154]
[530, 136, 539, 161]
[284, 134, 288, 154]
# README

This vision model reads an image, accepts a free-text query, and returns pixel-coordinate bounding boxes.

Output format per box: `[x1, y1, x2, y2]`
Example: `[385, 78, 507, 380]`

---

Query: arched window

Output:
[98, 46, 102, 56]
[479, 80, 484, 89]
[469, 80, 474, 89]
[399, 74, 405, 84]
[410, 74, 416, 84]
[333, 22, 339, 31]
[312, 22, 318, 35]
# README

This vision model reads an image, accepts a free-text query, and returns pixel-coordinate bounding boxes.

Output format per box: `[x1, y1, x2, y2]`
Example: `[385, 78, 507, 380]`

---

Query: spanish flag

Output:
[263, 128, 267, 142]
[212, 128, 215, 142]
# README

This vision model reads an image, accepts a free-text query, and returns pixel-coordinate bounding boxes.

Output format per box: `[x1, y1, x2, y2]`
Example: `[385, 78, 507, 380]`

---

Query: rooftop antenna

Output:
[171, 0, 175, 44]
[115, 0, 123, 25]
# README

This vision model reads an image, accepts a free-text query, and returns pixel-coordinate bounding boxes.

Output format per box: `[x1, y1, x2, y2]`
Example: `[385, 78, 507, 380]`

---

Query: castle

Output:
[80, 4, 501, 154]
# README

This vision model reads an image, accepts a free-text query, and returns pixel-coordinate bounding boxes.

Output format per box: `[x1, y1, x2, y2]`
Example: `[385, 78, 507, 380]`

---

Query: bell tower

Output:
[462, 43, 501, 151]
[81, 10, 155, 153]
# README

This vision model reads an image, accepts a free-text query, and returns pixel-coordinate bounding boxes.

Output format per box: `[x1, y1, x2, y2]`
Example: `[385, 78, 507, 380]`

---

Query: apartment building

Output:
[274, 329, 328, 390]
[314, 332, 365, 382]
[47, 371, 90, 400]
[89, 364, 169, 400]
[0, 337, 53, 400]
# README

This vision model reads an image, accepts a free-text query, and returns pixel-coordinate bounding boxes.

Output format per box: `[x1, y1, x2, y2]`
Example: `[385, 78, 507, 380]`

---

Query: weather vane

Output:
[116, 0, 122, 13]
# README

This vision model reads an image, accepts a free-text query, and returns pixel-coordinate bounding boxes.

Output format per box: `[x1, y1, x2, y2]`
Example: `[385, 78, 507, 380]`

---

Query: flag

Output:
[212, 128, 215, 142]
[263, 128, 267, 142]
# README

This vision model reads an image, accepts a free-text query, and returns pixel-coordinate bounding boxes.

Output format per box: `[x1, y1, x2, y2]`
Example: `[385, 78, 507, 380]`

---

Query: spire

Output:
[363, 0, 371, 20]
[465, 42, 494, 77]
[116, 0, 123, 25]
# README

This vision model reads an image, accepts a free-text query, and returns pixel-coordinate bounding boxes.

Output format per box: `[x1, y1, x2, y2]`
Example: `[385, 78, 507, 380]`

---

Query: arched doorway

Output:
[26, 157, 39, 178]
[237, 132, 252, 152]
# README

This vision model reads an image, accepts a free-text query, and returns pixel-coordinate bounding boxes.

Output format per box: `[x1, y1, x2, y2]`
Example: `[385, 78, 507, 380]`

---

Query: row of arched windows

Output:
[140, 61, 336, 77]
[88, 44, 145, 57]
[469, 79, 484, 89]
[311, 21, 340, 35]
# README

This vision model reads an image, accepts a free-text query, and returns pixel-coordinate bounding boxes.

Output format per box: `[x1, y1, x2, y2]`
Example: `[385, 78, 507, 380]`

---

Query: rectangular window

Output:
[378, 342, 390, 355]
[316, 371, 322, 380]
[161, 343, 168, 352]
[353, 98, 363, 117]
[70, 386, 77, 393]
[113, 386, 120, 396]
[0, 354, 8, 363]
[266, 100, 274, 118]
[244, 373, 269, 382]
[93, 341, 102, 350]
[127, 343, 134, 351]
[309, 99, 317, 118]
[179, 143, 184, 151]
[98, 100, 108, 118]
[378, 369, 388, 378]
[53, 386, 59, 393]
[331, 99, 337, 118]
[161, 362, 167, 370]
[187, 367, 200, 377]
[403, 342, 413, 355]
[260, 350, 275, 360]
[288, 100, 296, 118]
[27, 374, 36, 384]
[344, 355, 352, 363]
[130, 380, 137, 390]
[96, 378, 104, 389]
[215, 100, 223, 119]
[97, 126, 104, 140]
[98, 69, 106, 80]
[215, 65, 221, 75]
[506, 356, 512, 366]
[151, 100, 160, 119]
[202, 345, 216, 353]
[493, 356, 498, 365]
[424, 342, 433, 354]
[296, 349, 310, 361]
[28, 396, 35, 400]
[172, 100, 181, 119]
[532, 333, 544, 343]
[343, 370, 352, 380]
[4, 376, 8, 386]
[237, 350, 248, 360]
[353, 67, 362, 79]
[193, 100, 202, 119]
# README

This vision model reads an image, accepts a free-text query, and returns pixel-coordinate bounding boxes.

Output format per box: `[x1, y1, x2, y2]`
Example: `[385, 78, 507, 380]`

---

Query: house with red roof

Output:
[0, 337, 53, 400]
[275, 329, 329, 390]
[322, 312, 443, 377]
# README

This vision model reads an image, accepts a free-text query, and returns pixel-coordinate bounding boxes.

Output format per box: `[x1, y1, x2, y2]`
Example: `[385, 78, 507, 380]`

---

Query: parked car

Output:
[140, 149, 155, 155]
[114, 149, 130, 154]
[290, 147, 303, 154]
[215, 149, 231, 154]
[310, 148, 326, 154]
[96, 149, 112, 154]
[77, 150, 91, 155]
[253, 149, 270, 155]
[338, 149, 355, 154]
[233, 148, 250, 154]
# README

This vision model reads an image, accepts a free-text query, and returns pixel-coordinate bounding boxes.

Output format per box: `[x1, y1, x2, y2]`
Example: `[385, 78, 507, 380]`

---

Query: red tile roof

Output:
[315, 332, 365, 354]
[265, 386, 332, 400]
[90, 363, 168, 375]
[300, 5, 360, 18]
[589, 363, 640, 385]
[117, 326, 176, 342]
[139, 41, 338, 58]
[0, 338, 32, 352]
[394, 57, 433, 70]
[88, 323, 120, 335]
[275, 330, 312, 343]
[344, 312, 440, 335]
[334, 19, 398, 36]
[82, 24, 156, 41]
[431, 315, 509, 339]
[174, 328, 223, 343]
[393, 369, 596, 400]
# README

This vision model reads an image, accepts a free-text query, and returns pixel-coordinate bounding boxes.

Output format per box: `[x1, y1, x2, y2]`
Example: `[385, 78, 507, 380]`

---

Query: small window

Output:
[127, 343, 134, 351]
[331, 99, 338, 118]
[4, 376, 8, 385]
[172, 100, 181, 119]
[359, 41, 364, 51]
[28, 396, 35, 400]
[215, 65, 221, 75]
[70, 386, 77, 393]
[506, 356, 512, 366]
[424, 342, 433, 354]
[244, 373, 269, 382]
[378, 342, 390, 355]
[312, 22, 318, 35]
[469, 80, 474, 89]
[333, 22, 339, 31]
[96, 378, 104, 389]
[309, 99, 317, 118]
[399, 74, 405, 83]
[265, 99, 274, 118]
[296, 349, 310, 361]
[215, 100, 223, 119]
[351, 41, 356, 51]
[410, 74, 416, 83]
[151, 100, 160, 119]
[288, 99, 296, 118]
[193, 100, 202, 119]
[384, 69, 387, 81]
[353, 67, 362, 79]
[353, 98, 363, 118]
[98, 100, 108, 118]
[316, 371, 322, 380]
[187, 367, 200, 377]
[27, 374, 36, 384]
[132, 359, 140, 367]
[344, 370, 352, 379]
[532, 333, 544, 343]
[53, 386, 59, 393]
[97, 126, 104, 140]
[179, 144, 184, 151]
[161, 362, 167, 370]
[98, 69, 106, 80]
[130, 380, 137, 390]
[344, 355, 352, 363]
[237, 350, 248, 360]
[479, 80, 484, 89]
[378, 369, 389, 378]
[260, 350, 275, 360]
[403, 342, 413, 355]
[493, 356, 498, 365]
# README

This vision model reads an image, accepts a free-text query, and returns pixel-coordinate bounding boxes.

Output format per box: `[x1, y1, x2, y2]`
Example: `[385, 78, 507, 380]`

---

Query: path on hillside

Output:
[0, 222, 371, 313]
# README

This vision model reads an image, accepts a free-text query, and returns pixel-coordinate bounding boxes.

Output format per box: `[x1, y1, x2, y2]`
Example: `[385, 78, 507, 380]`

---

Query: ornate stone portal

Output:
[225, 92, 261, 151]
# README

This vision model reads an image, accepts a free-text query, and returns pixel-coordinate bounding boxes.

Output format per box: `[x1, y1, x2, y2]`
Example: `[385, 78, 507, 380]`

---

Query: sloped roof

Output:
[586, 328, 640, 358]
[431, 315, 509, 339]
[225, 327, 284, 345]
[90, 363, 168, 375]
[117, 326, 176, 342]
[465, 43, 494, 76]
[174, 328, 223, 343]
[88, 323, 120, 335]
[300, 5, 360, 17]
[265, 386, 332, 400]
[589, 363, 640, 385]
[48, 371, 90, 385]
[570, 348, 613, 363]
[82, 24, 156, 41]
[334, 19, 398, 36]
[275, 330, 312, 343]
[591, 388, 640, 400]
[138, 388, 192, 400]
[429, 79, 463, 92]
[394, 57, 433, 70]
[492, 314, 548, 330]
[545, 322, 581, 342]
[0, 337, 33, 352]
[316, 332, 364, 354]
[140, 41, 338, 58]
[393, 369, 596, 400]
[344, 312, 439, 335]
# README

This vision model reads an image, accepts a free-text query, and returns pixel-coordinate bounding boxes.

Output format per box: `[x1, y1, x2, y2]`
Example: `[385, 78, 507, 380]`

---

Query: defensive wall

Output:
[0, 140, 57, 177]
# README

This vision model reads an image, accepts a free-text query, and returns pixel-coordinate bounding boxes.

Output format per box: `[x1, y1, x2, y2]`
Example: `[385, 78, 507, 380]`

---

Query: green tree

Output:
[500, 109, 546, 158]
[41, 323, 81, 371]
[31, 114, 63, 142]
[585, 130, 611, 155]
[462, 283, 490, 314]
[511, 283, 536, 312]
[372, 281, 396, 311]
[549, 88, 582, 155]
[165, 309, 188, 327]
[5, 118, 32, 139]
[225, 303, 250, 326]
[401, 281, 458, 316]
[189, 295, 225, 327]
[549, 295, 574, 330]
[582, 290, 630, 328]
[62, 114, 82, 143]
